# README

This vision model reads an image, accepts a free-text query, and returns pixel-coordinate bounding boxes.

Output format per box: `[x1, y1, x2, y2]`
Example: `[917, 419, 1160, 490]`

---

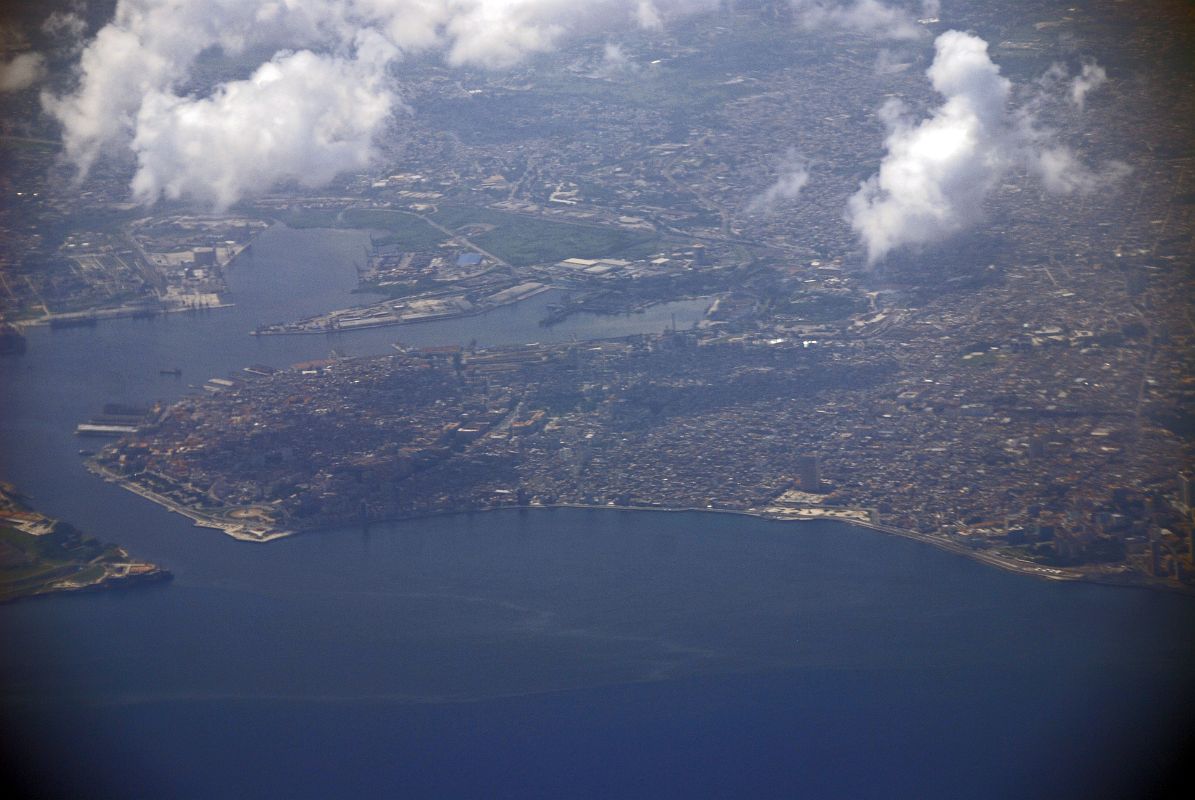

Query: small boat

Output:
[159, 367, 183, 376]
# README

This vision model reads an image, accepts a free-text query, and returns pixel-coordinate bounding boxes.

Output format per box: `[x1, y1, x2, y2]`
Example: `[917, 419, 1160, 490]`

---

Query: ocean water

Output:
[1, 226, 1191, 799]
[2, 509, 1192, 799]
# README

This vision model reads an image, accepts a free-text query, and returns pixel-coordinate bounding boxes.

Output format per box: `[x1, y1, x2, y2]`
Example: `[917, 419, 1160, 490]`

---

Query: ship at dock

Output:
[74, 404, 151, 438]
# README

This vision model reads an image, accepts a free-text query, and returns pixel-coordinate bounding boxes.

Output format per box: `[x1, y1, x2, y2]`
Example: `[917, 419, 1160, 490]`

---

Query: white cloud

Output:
[747, 150, 810, 214]
[1027, 146, 1129, 195]
[848, 31, 1128, 263]
[42, 0, 268, 178]
[0, 52, 47, 92]
[604, 41, 630, 65]
[1069, 58, 1106, 109]
[636, 1, 664, 30]
[848, 31, 1010, 263]
[42, 8, 88, 56]
[43, 0, 718, 208]
[130, 45, 398, 210]
[791, 1, 935, 41]
[874, 48, 912, 75]
[1017, 58, 1126, 196]
[596, 42, 639, 78]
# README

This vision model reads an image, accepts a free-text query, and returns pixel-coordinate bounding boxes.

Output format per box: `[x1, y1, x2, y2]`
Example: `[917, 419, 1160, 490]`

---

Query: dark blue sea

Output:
[2, 226, 1192, 799]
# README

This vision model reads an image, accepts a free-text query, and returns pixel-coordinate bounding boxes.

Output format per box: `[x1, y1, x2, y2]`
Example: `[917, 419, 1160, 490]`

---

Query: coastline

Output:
[90, 464, 1194, 595]
[0, 482, 172, 604]
[86, 461, 294, 543]
[250, 284, 554, 336]
[18, 301, 235, 329]
[1, 563, 172, 605]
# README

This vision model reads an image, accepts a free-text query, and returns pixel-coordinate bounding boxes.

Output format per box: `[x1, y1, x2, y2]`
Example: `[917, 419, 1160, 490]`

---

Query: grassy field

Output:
[431, 206, 659, 267]
[273, 207, 450, 250]
[776, 293, 868, 322]
[266, 204, 659, 266]
[0, 524, 116, 601]
[341, 209, 450, 249]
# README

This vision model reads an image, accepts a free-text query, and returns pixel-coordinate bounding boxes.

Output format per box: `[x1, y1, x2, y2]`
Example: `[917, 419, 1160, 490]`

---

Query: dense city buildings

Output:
[2, 0, 1192, 588]
[91, 299, 1191, 585]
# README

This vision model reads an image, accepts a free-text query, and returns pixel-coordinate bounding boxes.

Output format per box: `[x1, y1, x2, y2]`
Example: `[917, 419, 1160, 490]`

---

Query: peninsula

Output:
[89, 315, 1193, 591]
[0, 483, 170, 603]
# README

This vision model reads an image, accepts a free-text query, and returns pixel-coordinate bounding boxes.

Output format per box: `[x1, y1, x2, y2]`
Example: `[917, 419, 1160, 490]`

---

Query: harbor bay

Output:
[1, 224, 1192, 798]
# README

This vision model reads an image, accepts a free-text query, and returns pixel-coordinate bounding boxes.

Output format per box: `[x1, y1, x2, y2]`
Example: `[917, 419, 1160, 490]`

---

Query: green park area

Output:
[0, 523, 121, 602]
[276, 207, 450, 250]
[276, 204, 659, 267]
[430, 206, 659, 266]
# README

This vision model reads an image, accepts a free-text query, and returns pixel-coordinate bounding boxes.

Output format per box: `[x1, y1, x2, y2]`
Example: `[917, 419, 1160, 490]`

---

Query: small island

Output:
[0, 483, 170, 603]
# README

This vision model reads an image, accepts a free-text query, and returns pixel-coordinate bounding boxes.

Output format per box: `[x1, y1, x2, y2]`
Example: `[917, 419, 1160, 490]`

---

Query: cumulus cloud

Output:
[43, 0, 717, 208]
[42, 8, 88, 55]
[874, 48, 912, 75]
[1016, 58, 1126, 195]
[604, 41, 630, 65]
[636, 1, 664, 30]
[0, 52, 47, 92]
[595, 42, 640, 78]
[130, 45, 398, 209]
[848, 31, 1010, 263]
[1026, 146, 1129, 195]
[791, 0, 937, 40]
[43, 0, 263, 179]
[747, 150, 810, 214]
[1069, 58, 1106, 109]
[848, 31, 1128, 263]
